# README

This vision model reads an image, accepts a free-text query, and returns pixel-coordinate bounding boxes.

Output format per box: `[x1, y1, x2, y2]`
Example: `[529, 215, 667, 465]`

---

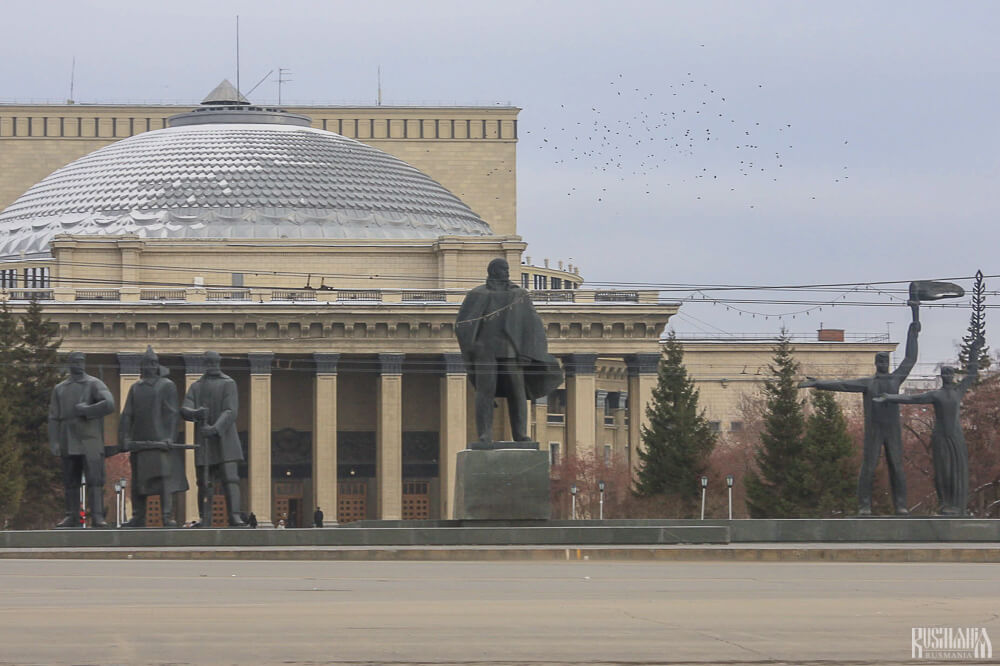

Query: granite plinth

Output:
[0, 525, 725, 548]
[454, 448, 550, 520]
[348, 518, 1000, 543]
[467, 440, 539, 451]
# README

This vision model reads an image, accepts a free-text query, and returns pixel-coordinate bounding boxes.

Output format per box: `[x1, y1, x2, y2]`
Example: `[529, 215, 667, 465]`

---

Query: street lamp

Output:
[700, 476, 709, 520]
[726, 474, 735, 520]
[113, 481, 122, 528]
[598, 480, 605, 521]
[120, 478, 128, 527]
[80, 471, 88, 528]
[570, 484, 578, 520]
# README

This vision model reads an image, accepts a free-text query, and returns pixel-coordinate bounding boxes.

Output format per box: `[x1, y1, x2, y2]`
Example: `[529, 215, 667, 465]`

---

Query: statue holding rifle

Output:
[116, 346, 190, 527]
[180, 351, 247, 527]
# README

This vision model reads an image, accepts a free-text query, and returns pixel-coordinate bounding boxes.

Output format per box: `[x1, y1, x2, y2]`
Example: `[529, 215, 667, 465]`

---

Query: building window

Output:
[549, 442, 560, 466]
[603, 444, 612, 463]
[521, 273, 529, 289]
[1, 269, 17, 289]
[23, 267, 50, 289]
[551, 277, 562, 290]
[708, 421, 721, 433]
[533, 274, 547, 290]
[232, 272, 244, 287]
[730, 421, 744, 433]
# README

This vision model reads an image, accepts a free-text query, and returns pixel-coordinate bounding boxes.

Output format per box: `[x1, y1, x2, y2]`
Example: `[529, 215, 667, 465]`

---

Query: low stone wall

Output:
[0, 524, 726, 549]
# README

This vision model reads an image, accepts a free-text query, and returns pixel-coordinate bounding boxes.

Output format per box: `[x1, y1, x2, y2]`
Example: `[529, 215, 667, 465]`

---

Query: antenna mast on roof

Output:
[235, 15, 241, 96]
[276, 68, 292, 105]
[67, 56, 76, 104]
[377, 65, 382, 106]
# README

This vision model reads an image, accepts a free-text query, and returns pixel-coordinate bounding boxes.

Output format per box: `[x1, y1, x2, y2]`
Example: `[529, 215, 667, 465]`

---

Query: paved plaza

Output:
[1, 558, 999, 665]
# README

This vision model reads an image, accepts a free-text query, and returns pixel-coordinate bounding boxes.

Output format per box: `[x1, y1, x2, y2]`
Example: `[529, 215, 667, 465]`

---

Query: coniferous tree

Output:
[744, 330, 810, 517]
[0, 299, 25, 526]
[0, 397, 24, 527]
[634, 331, 717, 513]
[800, 390, 855, 517]
[10, 297, 63, 529]
[959, 270, 990, 373]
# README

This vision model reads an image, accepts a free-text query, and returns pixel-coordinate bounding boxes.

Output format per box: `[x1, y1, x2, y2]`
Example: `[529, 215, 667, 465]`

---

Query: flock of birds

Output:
[524, 73, 851, 208]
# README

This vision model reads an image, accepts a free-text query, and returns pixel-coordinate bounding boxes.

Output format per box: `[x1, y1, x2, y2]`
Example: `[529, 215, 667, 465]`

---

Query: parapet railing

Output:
[673, 332, 892, 343]
[74, 289, 121, 301]
[2, 287, 662, 305]
[139, 289, 186, 301]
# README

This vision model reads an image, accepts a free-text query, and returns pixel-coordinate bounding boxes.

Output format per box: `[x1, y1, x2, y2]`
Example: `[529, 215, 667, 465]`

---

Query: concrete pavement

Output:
[1, 559, 999, 664]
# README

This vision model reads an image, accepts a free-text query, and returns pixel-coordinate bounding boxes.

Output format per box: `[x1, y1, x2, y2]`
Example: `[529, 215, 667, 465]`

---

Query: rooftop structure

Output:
[0, 93, 490, 258]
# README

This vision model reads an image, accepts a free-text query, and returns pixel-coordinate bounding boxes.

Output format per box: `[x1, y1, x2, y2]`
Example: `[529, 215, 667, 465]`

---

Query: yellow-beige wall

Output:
[682, 341, 895, 432]
[0, 104, 518, 236]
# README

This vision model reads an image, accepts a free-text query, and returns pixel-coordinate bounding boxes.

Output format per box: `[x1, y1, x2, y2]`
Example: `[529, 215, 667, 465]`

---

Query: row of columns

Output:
[116, 351, 659, 523]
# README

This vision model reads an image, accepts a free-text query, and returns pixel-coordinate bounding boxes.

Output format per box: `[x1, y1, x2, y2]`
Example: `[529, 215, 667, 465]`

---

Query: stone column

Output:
[626, 353, 660, 481]
[376, 353, 404, 520]
[533, 396, 549, 457]
[564, 353, 597, 461]
[313, 353, 339, 524]
[595, 389, 609, 461]
[248, 353, 274, 526]
[439, 353, 467, 519]
[182, 353, 205, 522]
[614, 391, 629, 459]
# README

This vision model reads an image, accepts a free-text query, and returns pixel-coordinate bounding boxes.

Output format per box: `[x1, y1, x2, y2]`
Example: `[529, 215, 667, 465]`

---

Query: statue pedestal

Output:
[454, 447, 551, 520]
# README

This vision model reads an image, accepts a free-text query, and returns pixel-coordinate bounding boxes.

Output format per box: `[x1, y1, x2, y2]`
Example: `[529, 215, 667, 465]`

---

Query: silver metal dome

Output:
[0, 116, 493, 258]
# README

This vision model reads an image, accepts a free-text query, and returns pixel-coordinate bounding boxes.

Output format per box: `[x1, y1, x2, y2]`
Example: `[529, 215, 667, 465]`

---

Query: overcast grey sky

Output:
[2, 0, 998, 376]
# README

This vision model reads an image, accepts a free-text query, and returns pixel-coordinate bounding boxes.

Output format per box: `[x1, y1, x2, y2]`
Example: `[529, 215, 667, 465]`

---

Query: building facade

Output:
[0, 88, 673, 526]
[0, 89, 895, 525]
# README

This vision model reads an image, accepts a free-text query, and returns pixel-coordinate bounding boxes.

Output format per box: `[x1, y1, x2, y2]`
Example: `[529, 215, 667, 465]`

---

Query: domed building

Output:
[0, 83, 674, 525]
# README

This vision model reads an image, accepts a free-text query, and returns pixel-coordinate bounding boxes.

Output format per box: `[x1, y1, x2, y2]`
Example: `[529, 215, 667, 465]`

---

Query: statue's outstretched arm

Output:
[799, 377, 868, 392]
[874, 390, 934, 405]
[892, 316, 920, 380]
[78, 382, 115, 419]
[180, 385, 205, 422]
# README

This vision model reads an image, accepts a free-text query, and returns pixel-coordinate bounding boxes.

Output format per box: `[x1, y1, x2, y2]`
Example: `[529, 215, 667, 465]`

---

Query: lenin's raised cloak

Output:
[455, 267, 563, 401]
[456, 258, 563, 448]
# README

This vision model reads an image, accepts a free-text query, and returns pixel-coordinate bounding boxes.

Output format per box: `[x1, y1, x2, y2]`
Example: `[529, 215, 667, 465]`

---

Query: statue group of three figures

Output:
[48, 348, 246, 528]
[800, 281, 983, 517]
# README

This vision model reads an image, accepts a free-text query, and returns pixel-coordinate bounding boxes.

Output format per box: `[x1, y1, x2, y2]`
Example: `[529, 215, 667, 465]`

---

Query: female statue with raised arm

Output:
[874, 337, 982, 516]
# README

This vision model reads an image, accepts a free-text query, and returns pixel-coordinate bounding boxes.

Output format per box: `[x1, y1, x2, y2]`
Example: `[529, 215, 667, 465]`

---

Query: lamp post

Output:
[598, 480, 605, 521]
[80, 471, 88, 528]
[726, 474, 735, 520]
[570, 484, 578, 520]
[120, 478, 128, 527]
[700, 476, 708, 520]
[113, 481, 122, 527]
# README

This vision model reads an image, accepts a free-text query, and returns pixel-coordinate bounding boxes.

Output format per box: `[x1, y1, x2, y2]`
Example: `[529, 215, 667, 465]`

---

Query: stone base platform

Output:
[1, 519, 996, 553]
[351, 518, 1000, 543]
[0, 524, 724, 549]
[453, 448, 550, 520]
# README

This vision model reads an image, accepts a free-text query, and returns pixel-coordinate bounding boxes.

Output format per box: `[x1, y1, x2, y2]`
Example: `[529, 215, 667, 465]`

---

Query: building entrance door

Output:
[274, 481, 304, 527]
[402, 481, 430, 520]
[145, 496, 163, 527]
[337, 481, 367, 523]
[286, 498, 302, 528]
